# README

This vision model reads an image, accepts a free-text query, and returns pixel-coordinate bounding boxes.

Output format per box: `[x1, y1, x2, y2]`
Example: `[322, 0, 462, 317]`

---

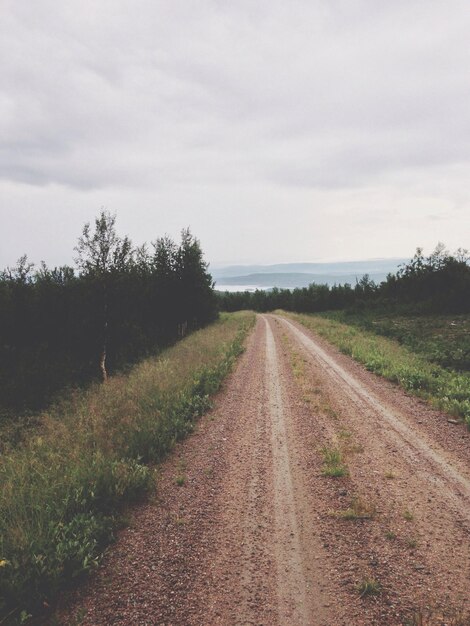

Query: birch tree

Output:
[74, 210, 133, 381]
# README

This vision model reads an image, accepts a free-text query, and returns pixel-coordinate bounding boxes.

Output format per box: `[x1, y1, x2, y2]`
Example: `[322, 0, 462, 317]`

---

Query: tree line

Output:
[218, 244, 470, 315]
[0, 211, 217, 418]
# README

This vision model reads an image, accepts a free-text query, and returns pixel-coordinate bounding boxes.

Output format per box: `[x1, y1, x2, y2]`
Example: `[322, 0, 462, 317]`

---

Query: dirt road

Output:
[59, 314, 470, 625]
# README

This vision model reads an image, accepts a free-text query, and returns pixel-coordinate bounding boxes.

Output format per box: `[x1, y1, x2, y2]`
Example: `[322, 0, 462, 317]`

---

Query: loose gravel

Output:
[54, 314, 470, 625]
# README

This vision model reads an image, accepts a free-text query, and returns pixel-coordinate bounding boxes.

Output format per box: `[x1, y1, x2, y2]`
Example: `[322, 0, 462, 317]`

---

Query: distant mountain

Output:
[212, 259, 406, 291]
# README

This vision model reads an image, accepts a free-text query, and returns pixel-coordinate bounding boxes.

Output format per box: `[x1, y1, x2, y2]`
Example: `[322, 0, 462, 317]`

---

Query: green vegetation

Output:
[0, 211, 217, 420]
[321, 446, 349, 477]
[284, 312, 470, 427]
[357, 577, 382, 597]
[325, 311, 470, 372]
[0, 311, 254, 623]
[336, 497, 376, 520]
[175, 458, 187, 486]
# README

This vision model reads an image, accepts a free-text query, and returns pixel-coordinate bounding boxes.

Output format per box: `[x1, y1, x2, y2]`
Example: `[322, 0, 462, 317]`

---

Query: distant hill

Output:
[213, 259, 406, 291]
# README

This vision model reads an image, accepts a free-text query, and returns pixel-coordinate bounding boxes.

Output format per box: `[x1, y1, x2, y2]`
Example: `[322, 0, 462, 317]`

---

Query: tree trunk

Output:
[100, 282, 108, 382]
[99, 345, 108, 382]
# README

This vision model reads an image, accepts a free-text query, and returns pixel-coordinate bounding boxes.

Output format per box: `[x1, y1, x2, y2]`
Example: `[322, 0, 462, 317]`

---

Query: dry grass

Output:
[321, 446, 349, 477]
[331, 496, 376, 520]
[357, 577, 381, 597]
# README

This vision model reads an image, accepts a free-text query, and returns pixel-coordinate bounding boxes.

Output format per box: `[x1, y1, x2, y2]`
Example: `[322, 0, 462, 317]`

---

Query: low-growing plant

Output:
[204, 467, 215, 479]
[339, 496, 376, 520]
[357, 577, 382, 597]
[175, 458, 187, 486]
[325, 406, 338, 419]
[343, 441, 364, 455]
[321, 446, 349, 477]
[173, 514, 187, 526]
[403, 509, 414, 521]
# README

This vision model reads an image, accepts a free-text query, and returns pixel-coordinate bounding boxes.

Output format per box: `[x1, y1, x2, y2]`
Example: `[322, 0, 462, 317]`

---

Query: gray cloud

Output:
[2, 0, 470, 190]
[1, 0, 469, 265]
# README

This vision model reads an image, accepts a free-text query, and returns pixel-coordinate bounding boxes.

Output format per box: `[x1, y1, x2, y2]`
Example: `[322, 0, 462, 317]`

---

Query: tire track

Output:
[278, 315, 470, 512]
[57, 311, 470, 626]
[264, 316, 310, 625]
[275, 313, 470, 619]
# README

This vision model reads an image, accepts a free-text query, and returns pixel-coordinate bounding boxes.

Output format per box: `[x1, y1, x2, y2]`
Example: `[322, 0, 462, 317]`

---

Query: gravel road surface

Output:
[57, 314, 470, 625]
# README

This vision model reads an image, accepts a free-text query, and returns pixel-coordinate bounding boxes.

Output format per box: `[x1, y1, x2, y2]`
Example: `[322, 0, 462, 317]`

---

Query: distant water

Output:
[213, 259, 406, 292]
[215, 284, 272, 293]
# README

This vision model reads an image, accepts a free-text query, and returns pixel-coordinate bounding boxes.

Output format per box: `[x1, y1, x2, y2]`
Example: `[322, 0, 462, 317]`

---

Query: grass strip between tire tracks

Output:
[0, 311, 255, 623]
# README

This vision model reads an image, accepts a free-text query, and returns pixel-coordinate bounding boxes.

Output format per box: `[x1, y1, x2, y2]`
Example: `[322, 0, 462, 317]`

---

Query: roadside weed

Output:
[175, 457, 187, 485]
[339, 496, 376, 520]
[321, 446, 349, 477]
[358, 578, 382, 597]
[175, 475, 186, 487]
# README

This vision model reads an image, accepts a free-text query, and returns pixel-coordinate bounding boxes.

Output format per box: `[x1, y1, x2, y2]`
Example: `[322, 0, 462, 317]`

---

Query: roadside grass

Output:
[281, 312, 470, 427]
[0, 311, 255, 623]
[327, 311, 470, 373]
[175, 458, 187, 486]
[175, 459, 186, 487]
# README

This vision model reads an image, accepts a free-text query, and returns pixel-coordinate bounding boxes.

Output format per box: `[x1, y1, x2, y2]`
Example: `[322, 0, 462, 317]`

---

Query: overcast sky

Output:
[1, 0, 469, 269]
